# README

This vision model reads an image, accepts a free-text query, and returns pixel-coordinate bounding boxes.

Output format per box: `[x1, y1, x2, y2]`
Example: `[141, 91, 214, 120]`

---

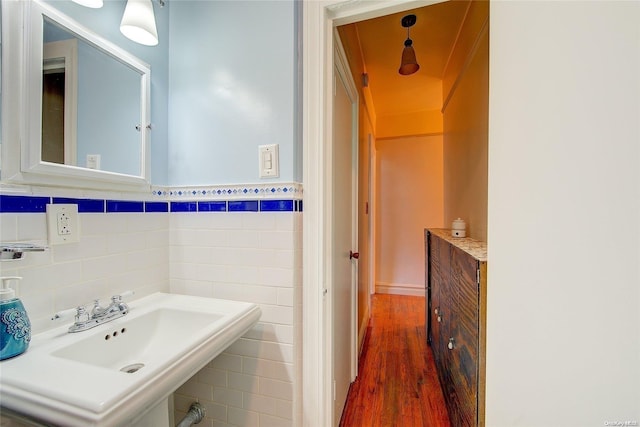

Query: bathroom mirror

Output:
[1, 0, 151, 190]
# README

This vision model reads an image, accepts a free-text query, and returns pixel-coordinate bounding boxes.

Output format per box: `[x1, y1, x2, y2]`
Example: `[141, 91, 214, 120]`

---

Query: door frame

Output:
[331, 29, 359, 423]
[333, 28, 360, 381]
[43, 39, 78, 166]
[368, 133, 376, 297]
[301, 0, 441, 425]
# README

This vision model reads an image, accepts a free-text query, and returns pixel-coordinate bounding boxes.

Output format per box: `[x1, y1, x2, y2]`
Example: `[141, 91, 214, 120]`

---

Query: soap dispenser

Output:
[0, 277, 31, 360]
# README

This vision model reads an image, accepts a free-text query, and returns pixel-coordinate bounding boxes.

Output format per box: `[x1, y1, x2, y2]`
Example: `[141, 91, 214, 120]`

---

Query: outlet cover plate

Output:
[46, 204, 79, 245]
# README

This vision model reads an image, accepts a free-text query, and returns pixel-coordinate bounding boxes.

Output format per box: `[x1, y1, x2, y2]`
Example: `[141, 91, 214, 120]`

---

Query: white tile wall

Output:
[170, 212, 302, 427]
[0, 204, 301, 427]
[0, 212, 170, 334]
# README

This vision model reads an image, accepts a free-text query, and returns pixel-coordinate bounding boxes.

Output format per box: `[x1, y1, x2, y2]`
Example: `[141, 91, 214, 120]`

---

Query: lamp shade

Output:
[71, 0, 103, 8]
[120, 0, 158, 46]
[398, 40, 420, 75]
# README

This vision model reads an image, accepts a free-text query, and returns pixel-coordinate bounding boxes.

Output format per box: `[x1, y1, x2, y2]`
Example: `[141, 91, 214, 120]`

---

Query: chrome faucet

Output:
[52, 291, 134, 333]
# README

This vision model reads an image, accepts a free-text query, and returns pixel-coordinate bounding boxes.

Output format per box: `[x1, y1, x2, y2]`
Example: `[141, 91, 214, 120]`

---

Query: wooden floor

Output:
[339, 294, 451, 427]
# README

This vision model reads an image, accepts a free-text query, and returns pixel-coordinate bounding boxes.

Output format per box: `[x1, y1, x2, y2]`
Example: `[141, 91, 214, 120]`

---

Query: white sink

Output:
[52, 308, 224, 371]
[0, 293, 261, 426]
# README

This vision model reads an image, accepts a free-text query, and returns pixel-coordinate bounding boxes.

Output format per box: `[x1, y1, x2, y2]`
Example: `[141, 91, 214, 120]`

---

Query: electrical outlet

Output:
[46, 204, 79, 245]
[57, 212, 71, 235]
[86, 154, 101, 170]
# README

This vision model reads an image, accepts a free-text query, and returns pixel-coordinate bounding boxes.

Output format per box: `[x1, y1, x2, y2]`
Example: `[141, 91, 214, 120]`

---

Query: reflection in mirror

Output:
[42, 17, 143, 176]
[42, 55, 69, 165]
[42, 28, 77, 166]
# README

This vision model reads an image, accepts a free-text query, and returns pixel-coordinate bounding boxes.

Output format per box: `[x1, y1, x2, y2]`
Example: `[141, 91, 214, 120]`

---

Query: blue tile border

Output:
[1, 194, 302, 214]
[0, 195, 50, 213]
[152, 183, 302, 200]
[198, 201, 227, 212]
[228, 200, 259, 212]
[260, 200, 294, 212]
[53, 197, 105, 213]
[106, 200, 144, 213]
[171, 202, 197, 212]
[145, 202, 169, 213]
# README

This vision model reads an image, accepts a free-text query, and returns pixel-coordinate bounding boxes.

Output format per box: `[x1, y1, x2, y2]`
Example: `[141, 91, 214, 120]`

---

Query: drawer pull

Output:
[448, 338, 455, 350]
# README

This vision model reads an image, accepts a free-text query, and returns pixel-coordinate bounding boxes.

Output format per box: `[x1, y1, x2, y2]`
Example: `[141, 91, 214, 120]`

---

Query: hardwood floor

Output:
[339, 294, 451, 427]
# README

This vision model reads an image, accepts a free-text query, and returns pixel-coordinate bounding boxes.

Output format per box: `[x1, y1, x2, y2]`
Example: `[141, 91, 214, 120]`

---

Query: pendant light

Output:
[120, 0, 159, 46]
[398, 14, 420, 76]
[71, 0, 104, 8]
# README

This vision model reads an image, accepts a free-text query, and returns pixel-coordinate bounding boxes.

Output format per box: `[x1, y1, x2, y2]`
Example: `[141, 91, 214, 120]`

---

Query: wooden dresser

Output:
[425, 229, 487, 427]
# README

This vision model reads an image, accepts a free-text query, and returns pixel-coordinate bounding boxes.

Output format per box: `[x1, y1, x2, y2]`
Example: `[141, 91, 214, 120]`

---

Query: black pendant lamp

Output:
[398, 14, 420, 76]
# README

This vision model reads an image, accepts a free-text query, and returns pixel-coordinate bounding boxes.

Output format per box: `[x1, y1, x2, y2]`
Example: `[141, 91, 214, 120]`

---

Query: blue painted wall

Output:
[76, 40, 141, 175]
[167, 0, 298, 185]
[5, 0, 300, 186]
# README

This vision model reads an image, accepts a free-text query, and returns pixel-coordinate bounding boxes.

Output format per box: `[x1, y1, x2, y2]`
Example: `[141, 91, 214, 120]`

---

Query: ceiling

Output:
[338, 1, 470, 117]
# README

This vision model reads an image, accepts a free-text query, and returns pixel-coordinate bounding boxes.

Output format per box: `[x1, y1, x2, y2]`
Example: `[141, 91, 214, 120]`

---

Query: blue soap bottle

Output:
[0, 277, 31, 360]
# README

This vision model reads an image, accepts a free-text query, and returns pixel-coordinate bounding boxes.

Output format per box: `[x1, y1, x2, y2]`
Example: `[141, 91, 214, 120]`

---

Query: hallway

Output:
[339, 294, 450, 426]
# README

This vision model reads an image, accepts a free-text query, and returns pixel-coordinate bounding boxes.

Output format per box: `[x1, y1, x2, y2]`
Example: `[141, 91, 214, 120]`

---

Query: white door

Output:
[332, 43, 358, 426]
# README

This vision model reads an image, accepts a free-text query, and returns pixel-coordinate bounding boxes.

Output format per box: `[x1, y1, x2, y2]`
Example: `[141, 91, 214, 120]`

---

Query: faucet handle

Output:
[52, 307, 76, 321]
[52, 306, 86, 321]
[112, 290, 135, 302]
[91, 299, 106, 316]
[74, 306, 90, 322]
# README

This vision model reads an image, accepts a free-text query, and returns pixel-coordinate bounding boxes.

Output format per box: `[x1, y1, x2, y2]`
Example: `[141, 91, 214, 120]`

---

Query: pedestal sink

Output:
[0, 293, 261, 426]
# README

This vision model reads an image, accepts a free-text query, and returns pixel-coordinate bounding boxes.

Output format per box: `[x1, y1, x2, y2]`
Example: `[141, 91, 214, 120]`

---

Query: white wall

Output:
[442, 1, 488, 242]
[170, 211, 301, 427]
[0, 209, 169, 334]
[487, 1, 640, 425]
[375, 135, 444, 295]
[0, 193, 302, 427]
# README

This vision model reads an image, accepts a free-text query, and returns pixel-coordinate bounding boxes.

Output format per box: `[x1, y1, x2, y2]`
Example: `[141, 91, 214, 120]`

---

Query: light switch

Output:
[263, 151, 272, 169]
[259, 144, 279, 178]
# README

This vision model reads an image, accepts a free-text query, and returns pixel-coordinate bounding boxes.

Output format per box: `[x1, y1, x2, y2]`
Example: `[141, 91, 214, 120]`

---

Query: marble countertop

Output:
[426, 228, 487, 261]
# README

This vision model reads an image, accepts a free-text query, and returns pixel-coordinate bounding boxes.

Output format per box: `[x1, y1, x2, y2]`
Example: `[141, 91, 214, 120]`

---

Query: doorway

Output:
[42, 39, 78, 167]
[302, 0, 489, 424]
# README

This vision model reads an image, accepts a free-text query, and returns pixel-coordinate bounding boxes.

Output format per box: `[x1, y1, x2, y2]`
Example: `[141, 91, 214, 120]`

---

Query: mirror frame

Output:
[1, 0, 151, 191]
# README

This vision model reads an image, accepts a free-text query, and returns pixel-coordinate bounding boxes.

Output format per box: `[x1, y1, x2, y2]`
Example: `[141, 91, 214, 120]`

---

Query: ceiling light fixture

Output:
[398, 14, 420, 76]
[120, 0, 164, 46]
[71, 0, 104, 8]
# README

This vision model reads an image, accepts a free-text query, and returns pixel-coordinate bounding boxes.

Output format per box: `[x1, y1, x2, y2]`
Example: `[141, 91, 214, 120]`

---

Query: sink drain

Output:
[120, 363, 144, 374]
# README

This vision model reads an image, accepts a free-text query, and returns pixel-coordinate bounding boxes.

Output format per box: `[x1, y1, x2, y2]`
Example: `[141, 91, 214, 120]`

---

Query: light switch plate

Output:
[46, 204, 80, 245]
[86, 154, 101, 170]
[259, 144, 279, 178]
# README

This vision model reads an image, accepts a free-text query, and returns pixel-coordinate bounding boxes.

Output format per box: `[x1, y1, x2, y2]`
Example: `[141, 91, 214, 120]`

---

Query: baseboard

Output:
[375, 282, 425, 297]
